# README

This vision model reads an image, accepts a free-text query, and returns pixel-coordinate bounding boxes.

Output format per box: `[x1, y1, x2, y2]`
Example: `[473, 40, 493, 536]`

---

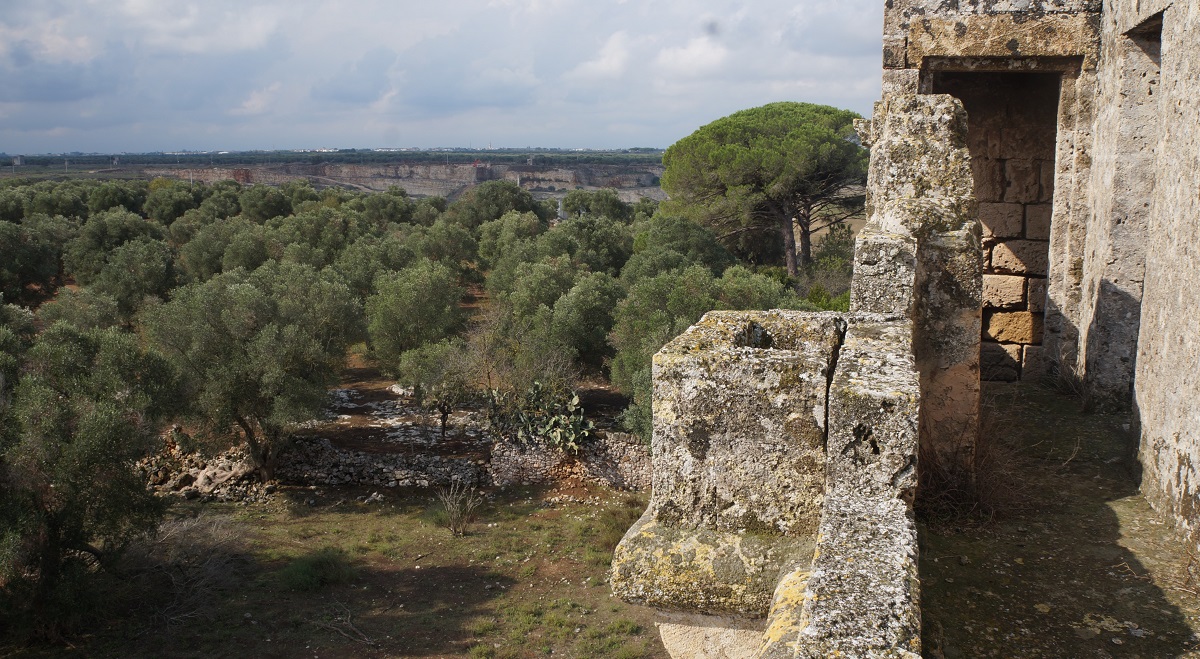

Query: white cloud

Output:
[570, 32, 633, 79]
[654, 37, 729, 78]
[230, 82, 282, 116]
[113, 0, 285, 54]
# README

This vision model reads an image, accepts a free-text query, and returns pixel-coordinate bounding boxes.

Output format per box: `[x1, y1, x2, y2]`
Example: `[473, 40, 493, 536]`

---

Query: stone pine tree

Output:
[660, 102, 868, 277]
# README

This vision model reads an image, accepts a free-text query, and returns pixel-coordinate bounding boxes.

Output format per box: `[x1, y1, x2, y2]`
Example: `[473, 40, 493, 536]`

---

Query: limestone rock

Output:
[983, 274, 1026, 308]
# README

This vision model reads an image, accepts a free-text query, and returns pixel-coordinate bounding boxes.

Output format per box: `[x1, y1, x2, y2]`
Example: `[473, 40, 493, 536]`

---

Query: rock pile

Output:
[140, 433, 271, 503]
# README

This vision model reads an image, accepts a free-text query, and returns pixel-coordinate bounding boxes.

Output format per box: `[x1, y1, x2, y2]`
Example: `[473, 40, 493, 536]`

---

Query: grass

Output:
[0, 484, 662, 658]
[278, 547, 356, 591]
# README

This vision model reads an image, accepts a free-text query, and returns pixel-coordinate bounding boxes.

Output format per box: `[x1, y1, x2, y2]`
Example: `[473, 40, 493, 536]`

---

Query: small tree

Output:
[1, 324, 177, 631]
[661, 102, 867, 276]
[366, 259, 465, 370]
[395, 339, 472, 439]
[144, 261, 361, 480]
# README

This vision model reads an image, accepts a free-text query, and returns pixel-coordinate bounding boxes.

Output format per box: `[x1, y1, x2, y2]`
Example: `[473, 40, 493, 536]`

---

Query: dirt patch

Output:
[13, 485, 664, 658]
[921, 383, 1200, 658]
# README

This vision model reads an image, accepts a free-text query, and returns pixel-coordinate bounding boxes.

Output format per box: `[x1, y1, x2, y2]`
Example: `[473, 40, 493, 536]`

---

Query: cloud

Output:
[311, 48, 398, 105]
[570, 32, 633, 80]
[230, 82, 283, 116]
[0, 0, 885, 153]
[654, 36, 730, 78]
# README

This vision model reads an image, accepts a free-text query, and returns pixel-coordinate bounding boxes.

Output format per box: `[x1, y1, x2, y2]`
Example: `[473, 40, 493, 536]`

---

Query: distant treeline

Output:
[3, 148, 664, 170]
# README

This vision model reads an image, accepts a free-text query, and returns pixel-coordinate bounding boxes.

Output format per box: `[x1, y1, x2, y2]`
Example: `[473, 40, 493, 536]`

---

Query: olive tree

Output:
[144, 261, 361, 480]
[365, 259, 465, 374]
[1, 324, 177, 627]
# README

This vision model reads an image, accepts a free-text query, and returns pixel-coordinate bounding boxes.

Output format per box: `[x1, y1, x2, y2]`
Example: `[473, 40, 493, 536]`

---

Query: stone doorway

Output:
[929, 71, 1061, 381]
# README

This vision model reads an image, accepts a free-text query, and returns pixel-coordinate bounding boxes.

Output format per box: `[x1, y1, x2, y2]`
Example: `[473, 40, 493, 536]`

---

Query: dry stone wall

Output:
[274, 430, 650, 492]
[488, 431, 651, 491]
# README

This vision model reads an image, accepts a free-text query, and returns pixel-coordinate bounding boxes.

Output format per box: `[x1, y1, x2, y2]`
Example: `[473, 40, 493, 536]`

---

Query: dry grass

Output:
[916, 390, 1028, 528]
[435, 481, 486, 536]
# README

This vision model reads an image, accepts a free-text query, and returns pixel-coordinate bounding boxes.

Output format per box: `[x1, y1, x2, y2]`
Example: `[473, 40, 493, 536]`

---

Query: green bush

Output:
[279, 548, 356, 591]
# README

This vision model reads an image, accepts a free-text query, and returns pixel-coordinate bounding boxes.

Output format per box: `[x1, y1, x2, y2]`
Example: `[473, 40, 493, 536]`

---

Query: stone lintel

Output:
[907, 13, 1100, 69]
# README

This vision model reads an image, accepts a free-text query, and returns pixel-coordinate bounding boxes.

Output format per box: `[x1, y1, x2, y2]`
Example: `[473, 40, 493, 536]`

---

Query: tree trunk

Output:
[797, 204, 814, 268]
[780, 213, 799, 278]
[237, 417, 274, 482]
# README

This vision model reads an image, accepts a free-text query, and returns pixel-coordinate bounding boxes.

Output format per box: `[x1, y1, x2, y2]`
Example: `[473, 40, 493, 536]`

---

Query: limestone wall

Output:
[275, 430, 651, 492]
[879, 0, 1102, 386]
[1125, 0, 1200, 541]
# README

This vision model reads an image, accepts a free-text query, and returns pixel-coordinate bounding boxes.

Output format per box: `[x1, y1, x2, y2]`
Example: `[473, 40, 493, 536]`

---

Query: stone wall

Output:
[488, 431, 651, 491]
[275, 430, 651, 493]
[879, 0, 1103, 390]
[1124, 0, 1200, 541]
[930, 72, 1059, 381]
[278, 438, 490, 488]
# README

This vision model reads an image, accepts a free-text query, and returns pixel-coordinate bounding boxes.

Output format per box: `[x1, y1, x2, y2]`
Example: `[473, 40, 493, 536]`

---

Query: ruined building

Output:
[611, 0, 1200, 655]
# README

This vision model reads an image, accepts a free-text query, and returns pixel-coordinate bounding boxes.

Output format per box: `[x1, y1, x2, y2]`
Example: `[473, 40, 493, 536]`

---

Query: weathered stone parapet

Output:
[648, 310, 844, 538]
[758, 319, 921, 658]
[611, 310, 843, 618]
[857, 95, 975, 223]
[854, 93, 983, 483]
[611, 514, 814, 617]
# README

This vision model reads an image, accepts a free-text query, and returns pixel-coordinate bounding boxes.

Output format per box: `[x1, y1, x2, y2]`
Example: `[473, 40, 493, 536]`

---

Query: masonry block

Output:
[1038, 159, 1056, 201]
[986, 310, 1045, 344]
[1025, 203, 1053, 239]
[983, 274, 1026, 308]
[991, 239, 1050, 275]
[882, 35, 907, 68]
[1027, 277, 1047, 312]
[981, 341, 1021, 381]
[851, 227, 917, 316]
[1004, 159, 1041, 203]
[1023, 344, 1049, 382]
[979, 202, 1025, 241]
[971, 156, 1005, 202]
[881, 69, 919, 95]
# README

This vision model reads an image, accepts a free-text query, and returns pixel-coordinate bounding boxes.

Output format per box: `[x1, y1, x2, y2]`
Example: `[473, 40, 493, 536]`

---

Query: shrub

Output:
[435, 482, 485, 536]
[279, 548, 355, 591]
[490, 382, 594, 455]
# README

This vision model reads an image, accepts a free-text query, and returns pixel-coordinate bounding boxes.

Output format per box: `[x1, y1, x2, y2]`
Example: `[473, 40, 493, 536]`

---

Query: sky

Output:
[0, 0, 884, 154]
